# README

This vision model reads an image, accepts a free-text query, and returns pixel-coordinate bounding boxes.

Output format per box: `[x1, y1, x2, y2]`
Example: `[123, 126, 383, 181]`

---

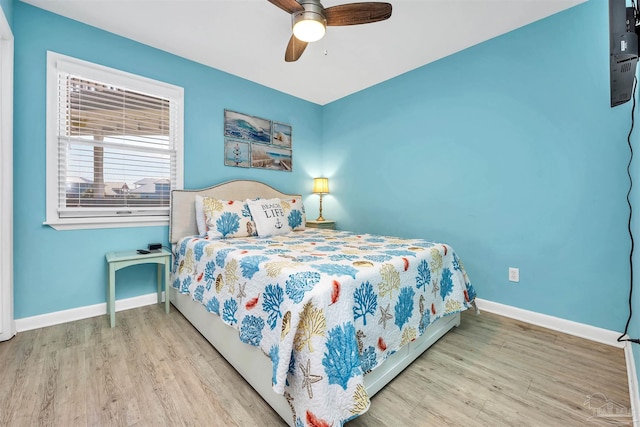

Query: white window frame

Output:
[45, 51, 184, 230]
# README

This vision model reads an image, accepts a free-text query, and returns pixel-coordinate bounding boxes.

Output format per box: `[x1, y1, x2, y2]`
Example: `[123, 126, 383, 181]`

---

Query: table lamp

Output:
[312, 177, 329, 221]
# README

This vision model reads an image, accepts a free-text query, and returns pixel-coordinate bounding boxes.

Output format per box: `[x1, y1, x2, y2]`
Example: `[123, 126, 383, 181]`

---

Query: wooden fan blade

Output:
[268, 0, 304, 14]
[285, 35, 308, 62]
[325, 2, 392, 26]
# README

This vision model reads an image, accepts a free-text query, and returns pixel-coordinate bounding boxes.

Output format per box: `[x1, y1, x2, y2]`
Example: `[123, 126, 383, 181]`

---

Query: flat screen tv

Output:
[610, 0, 639, 107]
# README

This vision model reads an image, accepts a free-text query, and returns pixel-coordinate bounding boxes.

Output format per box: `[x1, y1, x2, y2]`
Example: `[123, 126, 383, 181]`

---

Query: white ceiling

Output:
[22, 0, 586, 105]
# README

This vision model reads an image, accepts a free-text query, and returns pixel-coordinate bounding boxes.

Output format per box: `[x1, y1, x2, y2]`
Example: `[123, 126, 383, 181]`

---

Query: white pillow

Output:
[195, 195, 207, 236]
[246, 198, 292, 237]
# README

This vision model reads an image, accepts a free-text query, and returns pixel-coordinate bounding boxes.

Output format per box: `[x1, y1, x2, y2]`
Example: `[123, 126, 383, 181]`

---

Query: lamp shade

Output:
[312, 177, 329, 194]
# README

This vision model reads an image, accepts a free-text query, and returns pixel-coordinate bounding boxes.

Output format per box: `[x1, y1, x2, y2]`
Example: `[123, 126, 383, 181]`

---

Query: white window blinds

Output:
[46, 52, 184, 229]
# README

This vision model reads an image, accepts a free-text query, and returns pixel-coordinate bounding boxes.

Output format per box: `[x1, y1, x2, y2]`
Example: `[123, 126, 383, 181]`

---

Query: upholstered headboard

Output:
[169, 180, 302, 244]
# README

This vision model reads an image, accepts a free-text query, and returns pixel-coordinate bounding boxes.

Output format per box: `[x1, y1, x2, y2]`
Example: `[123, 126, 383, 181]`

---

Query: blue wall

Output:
[323, 1, 630, 332]
[12, 2, 322, 318]
[1, 0, 12, 26]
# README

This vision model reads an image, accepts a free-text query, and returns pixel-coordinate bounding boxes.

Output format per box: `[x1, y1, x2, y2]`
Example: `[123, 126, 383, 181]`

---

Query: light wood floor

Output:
[0, 305, 632, 426]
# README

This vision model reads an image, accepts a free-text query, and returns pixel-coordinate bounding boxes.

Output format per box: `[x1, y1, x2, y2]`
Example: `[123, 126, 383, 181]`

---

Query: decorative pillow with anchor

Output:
[246, 198, 293, 237]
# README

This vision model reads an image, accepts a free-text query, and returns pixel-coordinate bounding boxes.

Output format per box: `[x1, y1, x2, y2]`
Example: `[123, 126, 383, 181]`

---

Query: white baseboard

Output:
[15, 292, 165, 332]
[625, 344, 640, 427]
[475, 298, 624, 348]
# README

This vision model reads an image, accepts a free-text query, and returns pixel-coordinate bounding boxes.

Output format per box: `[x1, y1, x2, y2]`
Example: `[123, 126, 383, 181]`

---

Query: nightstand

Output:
[106, 249, 171, 327]
[306, 220, 336, 230]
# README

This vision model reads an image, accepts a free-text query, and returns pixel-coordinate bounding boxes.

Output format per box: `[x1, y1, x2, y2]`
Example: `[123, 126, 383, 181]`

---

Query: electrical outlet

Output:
[509, 267, 519, 283]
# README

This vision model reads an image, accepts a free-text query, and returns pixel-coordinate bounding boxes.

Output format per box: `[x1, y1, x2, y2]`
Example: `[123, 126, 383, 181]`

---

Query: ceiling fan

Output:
[268, 0, 392, 62]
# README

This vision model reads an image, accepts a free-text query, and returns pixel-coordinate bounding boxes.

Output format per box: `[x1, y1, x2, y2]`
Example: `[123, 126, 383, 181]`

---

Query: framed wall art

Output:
[272, 122, 292, 148]
[224, 139, 250, 168]
[251, 144, 292, 172]
[224, 110, 272, 144]
[223, 109, 292, 172]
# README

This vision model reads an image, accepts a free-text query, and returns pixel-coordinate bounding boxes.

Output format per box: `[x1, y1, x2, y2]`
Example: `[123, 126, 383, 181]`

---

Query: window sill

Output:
[44, 216, 169, 231]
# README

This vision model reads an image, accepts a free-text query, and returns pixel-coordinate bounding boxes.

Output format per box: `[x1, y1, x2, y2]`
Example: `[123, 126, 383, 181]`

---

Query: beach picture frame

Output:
[251, 144, 292, 172]
[224, 110, 272, 144]
[224, 139, 250, 168]
[272, 122, 292, 148]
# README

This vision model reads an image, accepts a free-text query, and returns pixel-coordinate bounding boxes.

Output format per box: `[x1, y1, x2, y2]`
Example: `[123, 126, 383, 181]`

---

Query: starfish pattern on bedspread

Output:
[378, 303, 393, 329]
[301, 359, 323, 399]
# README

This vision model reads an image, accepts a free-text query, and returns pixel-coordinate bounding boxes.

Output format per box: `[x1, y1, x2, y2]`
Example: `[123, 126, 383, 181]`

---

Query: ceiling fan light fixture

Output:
[272, 0, 393, 62]
[293, 19, 325, 42]
[292, 7, 326, 42]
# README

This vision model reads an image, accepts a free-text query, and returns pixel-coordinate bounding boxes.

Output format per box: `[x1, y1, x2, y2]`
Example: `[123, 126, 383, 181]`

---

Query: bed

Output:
[169, 180, 477, 426]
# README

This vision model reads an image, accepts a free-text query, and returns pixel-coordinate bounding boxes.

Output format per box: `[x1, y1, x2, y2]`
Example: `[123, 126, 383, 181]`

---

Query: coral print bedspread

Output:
[171, 229, 476, 426]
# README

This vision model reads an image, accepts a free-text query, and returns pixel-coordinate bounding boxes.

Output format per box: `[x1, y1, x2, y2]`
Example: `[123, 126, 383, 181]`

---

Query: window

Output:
[46, 52, 184, 230]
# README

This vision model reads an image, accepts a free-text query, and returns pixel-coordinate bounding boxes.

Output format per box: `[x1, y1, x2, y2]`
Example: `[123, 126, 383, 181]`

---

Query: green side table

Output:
[306, 220, 336, 230]
[105, 249, 171, 327]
